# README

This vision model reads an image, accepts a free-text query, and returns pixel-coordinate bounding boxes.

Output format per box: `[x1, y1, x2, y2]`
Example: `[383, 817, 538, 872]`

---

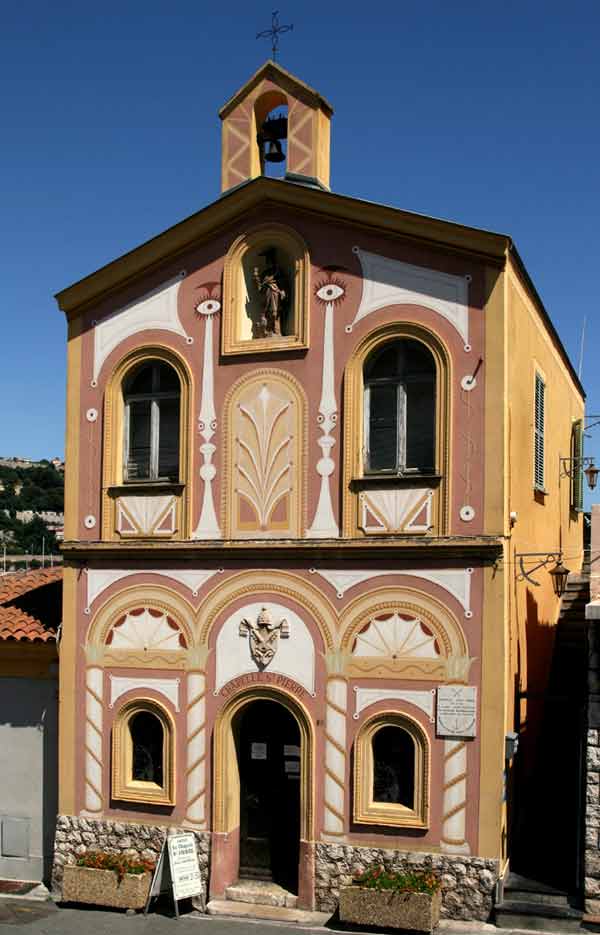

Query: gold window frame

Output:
[221, 224, 310, 356]
[101, 346, 193, 540]
[342, 323, 450, 537]
[111, 698, 175, 806]
[353, 711, 429, 829]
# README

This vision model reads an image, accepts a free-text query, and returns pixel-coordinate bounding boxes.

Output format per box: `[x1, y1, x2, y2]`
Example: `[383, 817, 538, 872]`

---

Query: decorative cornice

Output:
[61, 535, 504, 563]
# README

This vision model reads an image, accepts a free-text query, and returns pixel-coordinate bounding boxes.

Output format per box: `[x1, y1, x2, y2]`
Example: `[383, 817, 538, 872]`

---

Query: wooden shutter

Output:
[571, 419, 584, 511]
[534, 373, 545, 490]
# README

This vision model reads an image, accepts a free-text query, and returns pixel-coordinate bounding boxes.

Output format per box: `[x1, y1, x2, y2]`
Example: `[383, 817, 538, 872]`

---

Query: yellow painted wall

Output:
[505, 261, 584, 756]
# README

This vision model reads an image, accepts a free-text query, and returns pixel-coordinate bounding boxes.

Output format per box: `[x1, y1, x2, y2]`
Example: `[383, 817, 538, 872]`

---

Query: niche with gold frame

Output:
[111, 698, 175, 806]
[353, 711, 429, 829]
[222, 224, 310, 356]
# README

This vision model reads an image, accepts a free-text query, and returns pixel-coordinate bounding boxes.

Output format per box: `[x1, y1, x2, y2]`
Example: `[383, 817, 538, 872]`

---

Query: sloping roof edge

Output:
[55, 176, 508, 315]
[219, 59, 334, 119]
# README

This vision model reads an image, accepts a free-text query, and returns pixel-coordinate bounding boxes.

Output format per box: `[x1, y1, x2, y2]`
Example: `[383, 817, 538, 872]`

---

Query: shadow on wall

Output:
[0, 678, 58, 884]
[509, 589, 586, 898]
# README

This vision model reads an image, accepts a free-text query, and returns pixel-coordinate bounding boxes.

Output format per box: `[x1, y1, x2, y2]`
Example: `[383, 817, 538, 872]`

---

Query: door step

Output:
[225, 879, 297, 908]
[206, 898, 330, 926]
[495, 874, 582, 931]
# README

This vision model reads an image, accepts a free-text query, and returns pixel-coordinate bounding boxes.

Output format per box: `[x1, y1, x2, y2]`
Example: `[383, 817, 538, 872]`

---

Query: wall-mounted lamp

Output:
[560, 455, 599, 491]
[515, 551, 571, 597]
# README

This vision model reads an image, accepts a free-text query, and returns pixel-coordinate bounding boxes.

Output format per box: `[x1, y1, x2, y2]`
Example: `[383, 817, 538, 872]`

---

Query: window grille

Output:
[534, 373, 545, 490]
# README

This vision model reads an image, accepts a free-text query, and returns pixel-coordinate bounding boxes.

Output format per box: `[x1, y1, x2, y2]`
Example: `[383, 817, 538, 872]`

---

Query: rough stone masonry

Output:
[52, 815, 211, 901]
[314, 843, 499, 921]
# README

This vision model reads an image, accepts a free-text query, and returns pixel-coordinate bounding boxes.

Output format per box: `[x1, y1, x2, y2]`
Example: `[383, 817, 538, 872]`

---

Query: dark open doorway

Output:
[236, 699, 301, 893]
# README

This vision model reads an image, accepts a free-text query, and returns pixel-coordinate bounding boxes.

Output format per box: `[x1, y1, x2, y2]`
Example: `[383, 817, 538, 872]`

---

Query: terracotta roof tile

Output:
[0, 606, 56, 642]
[0, 567, 62, 605]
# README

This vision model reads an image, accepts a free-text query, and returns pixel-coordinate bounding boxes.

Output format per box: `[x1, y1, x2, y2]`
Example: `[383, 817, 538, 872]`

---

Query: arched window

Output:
[123, 361, 180, 482]
[354, 713, 429, 828]
[363, 339, 436, 474]
[112, 700, 174, 805]
[130, 711, 163, 785]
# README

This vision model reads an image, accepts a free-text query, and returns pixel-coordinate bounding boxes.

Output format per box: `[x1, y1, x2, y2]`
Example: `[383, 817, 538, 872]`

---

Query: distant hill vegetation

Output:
[0, 463, 64, 553]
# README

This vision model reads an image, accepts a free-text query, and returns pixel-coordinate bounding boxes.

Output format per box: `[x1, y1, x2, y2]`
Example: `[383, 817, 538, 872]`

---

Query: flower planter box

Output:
[339, 885, 442, 933]
[62, 864, 152, 910]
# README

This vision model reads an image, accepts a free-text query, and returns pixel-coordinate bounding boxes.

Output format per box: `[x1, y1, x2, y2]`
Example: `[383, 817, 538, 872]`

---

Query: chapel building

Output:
[54, 62, 585, 919]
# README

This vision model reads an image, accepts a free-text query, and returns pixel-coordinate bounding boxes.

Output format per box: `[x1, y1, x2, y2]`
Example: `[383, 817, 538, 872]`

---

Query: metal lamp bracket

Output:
[516, 551, 562, 587]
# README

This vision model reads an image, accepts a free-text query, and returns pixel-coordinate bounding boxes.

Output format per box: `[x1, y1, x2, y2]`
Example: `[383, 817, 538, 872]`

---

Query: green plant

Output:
[353, 865, 440, 895]
[75, 851, 155, 883]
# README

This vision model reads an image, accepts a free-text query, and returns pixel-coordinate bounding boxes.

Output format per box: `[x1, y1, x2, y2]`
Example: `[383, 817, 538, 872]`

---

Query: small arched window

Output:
[354, 713, 429, 828]
[112, 700, 174, 805]
[123, 361, 180, 482]
[364, 340, 436, 474]
[130, 711, 163, 785]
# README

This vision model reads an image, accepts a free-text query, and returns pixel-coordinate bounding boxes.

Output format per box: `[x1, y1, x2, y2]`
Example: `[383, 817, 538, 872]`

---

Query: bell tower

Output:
[219, 60, 333, 193]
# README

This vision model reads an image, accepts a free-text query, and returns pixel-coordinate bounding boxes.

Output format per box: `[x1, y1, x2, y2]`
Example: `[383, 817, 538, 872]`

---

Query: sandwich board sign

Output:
[144, 831, 203, 918]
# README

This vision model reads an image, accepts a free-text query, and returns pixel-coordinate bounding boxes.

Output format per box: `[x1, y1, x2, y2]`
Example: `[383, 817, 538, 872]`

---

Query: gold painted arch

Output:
[86, 584, 196, 665]
[212, 685, 315, 840]
[199, 569, 336, 650]
[339, 586, 470, 682]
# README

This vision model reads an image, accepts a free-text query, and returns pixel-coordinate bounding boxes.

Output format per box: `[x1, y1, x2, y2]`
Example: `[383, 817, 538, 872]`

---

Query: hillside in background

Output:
[0, 462, 64, 553]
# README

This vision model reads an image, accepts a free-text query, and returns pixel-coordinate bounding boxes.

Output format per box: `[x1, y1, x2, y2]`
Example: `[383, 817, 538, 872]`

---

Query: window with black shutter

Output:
[363, 340, 436, 474]
[123, 362, 180, 482]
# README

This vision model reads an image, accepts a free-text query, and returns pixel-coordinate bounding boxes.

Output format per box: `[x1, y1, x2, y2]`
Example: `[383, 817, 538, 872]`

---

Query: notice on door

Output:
[167, 832, 203, 901]
[251, 742, 267, 760]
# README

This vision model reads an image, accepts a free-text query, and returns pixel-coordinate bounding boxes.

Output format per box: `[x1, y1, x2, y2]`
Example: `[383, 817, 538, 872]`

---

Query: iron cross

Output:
[256, 11, 293, 61]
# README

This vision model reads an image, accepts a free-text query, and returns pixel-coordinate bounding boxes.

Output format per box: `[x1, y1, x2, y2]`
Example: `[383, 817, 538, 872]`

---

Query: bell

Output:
[264, 139, 285, 163]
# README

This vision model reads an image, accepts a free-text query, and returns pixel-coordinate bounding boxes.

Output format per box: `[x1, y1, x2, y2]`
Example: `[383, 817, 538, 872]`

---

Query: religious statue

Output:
[252, 249, 287, 339]
[239, 605, 290, 669]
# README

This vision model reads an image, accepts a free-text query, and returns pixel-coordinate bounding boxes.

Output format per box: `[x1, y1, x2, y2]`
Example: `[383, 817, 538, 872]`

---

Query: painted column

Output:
[307, 294, 339, 538]
[441, 739, 470, 854]
[193, 300, 221, 539]
[83, 664, 103, 814]
[185, 659, 208, 827]
[324, 675, 347, 837]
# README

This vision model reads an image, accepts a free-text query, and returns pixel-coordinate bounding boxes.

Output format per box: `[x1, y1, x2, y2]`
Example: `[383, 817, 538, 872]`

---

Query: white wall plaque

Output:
[436, 685, 477, 737]
[251, 743, 267, 760]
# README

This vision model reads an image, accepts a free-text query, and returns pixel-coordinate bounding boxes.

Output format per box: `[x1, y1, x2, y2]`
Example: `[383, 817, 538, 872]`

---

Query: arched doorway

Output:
[211, 687, 314, 906]
[236, 700, 300, 890]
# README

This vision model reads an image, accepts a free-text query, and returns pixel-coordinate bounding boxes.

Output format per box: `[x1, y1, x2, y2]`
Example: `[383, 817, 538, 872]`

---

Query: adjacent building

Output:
[53, 62, 585, 918]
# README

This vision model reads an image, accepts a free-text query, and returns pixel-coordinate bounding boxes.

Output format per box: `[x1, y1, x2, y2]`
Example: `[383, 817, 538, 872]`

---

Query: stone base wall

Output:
[314, 843, 499, 921]
[585, 729, 600, 913]
[52, 815, 210, 903]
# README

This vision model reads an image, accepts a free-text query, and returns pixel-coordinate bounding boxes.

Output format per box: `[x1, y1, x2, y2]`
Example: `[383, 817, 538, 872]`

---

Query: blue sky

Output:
[1, 0, 599, 502]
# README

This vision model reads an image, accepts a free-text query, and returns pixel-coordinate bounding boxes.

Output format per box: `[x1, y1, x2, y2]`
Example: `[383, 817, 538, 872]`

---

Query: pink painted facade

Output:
[56, 61, 587, 918]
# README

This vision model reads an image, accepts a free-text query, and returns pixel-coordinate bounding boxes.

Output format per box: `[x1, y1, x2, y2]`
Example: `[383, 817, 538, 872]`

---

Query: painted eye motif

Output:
[316, 282, 345, 302]
[195, 299, 221, 316]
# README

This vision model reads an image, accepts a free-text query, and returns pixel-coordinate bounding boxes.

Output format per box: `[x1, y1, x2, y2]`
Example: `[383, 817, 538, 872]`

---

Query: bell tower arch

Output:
[219, 60, 333, 193]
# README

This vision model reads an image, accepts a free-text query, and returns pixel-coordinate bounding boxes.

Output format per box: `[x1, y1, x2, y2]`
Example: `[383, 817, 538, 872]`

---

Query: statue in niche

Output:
[239, 605, 290, 669]
[252, 248, 288, 338]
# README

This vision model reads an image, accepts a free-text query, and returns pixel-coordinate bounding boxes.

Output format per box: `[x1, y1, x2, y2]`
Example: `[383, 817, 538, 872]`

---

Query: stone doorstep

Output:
[225, 880, 298, 908]
[0, 883, 51, 902]
[206, 898, 330, 925]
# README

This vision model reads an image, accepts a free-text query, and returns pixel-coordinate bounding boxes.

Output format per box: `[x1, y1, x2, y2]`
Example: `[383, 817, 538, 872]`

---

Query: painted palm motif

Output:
[106, 607, 186, 650]
[236, 383, 293, 530]
[352, 613, 440, 658]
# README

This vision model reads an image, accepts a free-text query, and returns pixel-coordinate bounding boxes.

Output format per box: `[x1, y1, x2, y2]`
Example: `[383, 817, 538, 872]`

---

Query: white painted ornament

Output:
[193, 296, 221, 539]
[307, 276, 345, 538]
